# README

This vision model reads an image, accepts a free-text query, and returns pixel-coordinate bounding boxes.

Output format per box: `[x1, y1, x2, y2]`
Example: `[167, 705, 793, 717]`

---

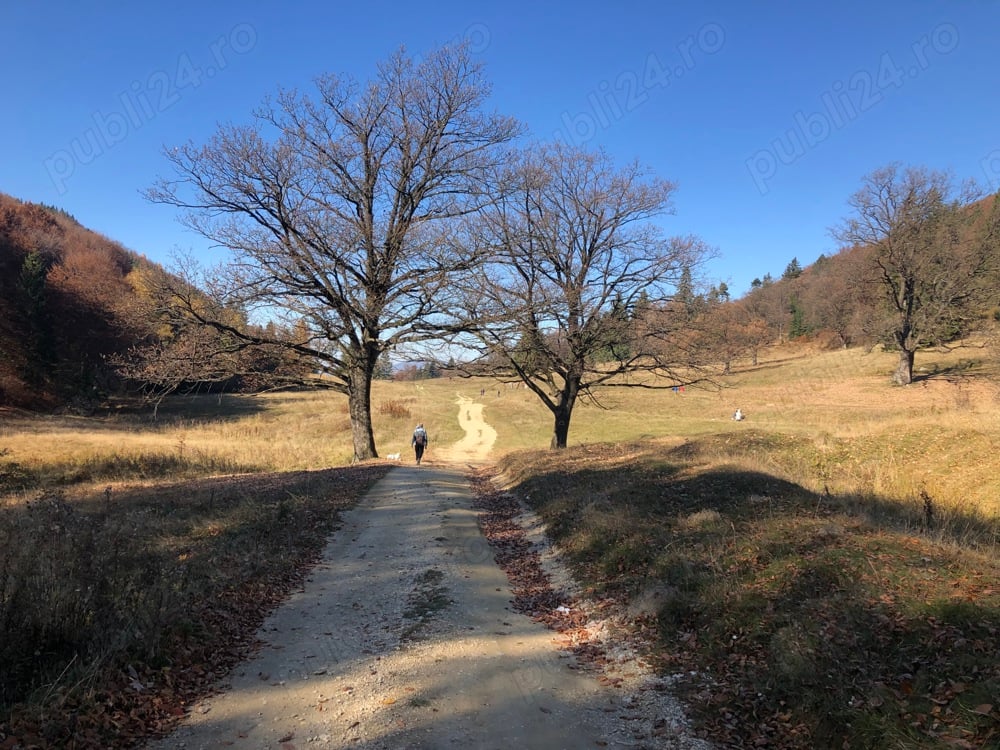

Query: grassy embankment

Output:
[1, 341, 998, 748]
[492, 343, 1000, 749]
[0, 393, 397, 748]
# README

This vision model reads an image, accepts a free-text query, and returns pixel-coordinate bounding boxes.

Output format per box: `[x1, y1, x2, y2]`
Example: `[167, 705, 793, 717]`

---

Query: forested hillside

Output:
[0, 194, 311, 411]
[688, 181, 1000, 383]
[0, 194, 149, 409]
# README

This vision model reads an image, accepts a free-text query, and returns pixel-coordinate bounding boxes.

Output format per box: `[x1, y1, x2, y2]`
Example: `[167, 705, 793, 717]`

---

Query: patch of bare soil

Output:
[146, 399, 711, 749]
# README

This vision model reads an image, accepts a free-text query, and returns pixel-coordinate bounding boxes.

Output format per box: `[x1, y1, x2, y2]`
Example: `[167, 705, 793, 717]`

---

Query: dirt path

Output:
[431, 395, 498, 465]
[147, 398, 709, 749]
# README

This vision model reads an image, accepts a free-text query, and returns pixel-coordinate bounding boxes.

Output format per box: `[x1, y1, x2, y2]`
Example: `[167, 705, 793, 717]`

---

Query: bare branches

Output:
[831, 163, 997, 384]
[446, 142, 714, 448]
[143, 44, 522, 460]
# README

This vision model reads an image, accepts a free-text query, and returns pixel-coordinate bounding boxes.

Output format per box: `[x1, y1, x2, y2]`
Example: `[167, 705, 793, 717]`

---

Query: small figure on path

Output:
[733, 408, 744, 421]
[411, 423, 429, 464]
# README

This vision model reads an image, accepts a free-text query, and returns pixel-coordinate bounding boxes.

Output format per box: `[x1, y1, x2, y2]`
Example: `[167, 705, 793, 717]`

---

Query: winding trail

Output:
[146, 397, 708, 749]
[431, 396, 497, 465]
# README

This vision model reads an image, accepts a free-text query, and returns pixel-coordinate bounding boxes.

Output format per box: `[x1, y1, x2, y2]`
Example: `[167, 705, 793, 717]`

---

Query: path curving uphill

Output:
[430, 395, 497, 465]
[146, 400, 710, 750]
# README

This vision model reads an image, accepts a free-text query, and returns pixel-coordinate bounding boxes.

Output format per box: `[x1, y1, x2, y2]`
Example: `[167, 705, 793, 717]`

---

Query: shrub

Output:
[378, 399, 411, 419]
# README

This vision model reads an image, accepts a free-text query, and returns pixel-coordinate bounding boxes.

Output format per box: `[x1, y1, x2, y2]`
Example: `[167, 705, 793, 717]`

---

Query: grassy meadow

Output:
[1, 341, 999, 748]
[3, 342, 999, 516]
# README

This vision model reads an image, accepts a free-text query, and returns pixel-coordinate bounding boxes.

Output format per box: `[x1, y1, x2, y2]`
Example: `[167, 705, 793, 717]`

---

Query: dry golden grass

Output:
[557, 343, 1000, 517]
[2, 341, 998, 516]
[2, 342, 998, 749]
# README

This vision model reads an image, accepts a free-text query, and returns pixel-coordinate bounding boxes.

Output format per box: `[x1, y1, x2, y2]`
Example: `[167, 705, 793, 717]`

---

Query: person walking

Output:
[411, 423, 428, 464]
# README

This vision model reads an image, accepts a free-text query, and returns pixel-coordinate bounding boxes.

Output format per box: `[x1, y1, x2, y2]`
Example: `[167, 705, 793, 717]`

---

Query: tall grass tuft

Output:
[0, 490, 183, 709]
[0, 466, 390, 746]
[378, 399, 412, 419]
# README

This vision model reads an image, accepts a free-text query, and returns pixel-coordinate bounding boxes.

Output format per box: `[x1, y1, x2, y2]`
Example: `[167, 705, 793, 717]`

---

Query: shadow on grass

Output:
[0, 463, 391, 748]
[911, 356, 985, 383]
[0, 450, 267, 497]
[100, 392, 271, 427]
[493, 439, 1000, 749]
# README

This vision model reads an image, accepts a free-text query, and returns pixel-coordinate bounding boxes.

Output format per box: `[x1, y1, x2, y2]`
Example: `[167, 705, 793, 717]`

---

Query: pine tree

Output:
[17, 251, 54, 385]
[788, 295, 809, 338]
[375, 350, 394, 380]
[782, 257, 803, 279]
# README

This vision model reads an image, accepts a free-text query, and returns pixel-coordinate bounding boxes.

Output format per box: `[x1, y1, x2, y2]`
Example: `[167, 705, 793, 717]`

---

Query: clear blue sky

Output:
[4, 1, 1000, 296]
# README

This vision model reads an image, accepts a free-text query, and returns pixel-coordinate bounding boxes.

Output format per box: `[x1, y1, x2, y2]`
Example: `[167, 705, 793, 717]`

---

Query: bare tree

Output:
[447, 143, 714, 449]
[798, 247, 889, 350]
[145, 44, 521, 460]
[110, 260, 311, 414]
[696, 300, 762, 373]
[734, 306, 772, 366]
[832, 164, 998, 384]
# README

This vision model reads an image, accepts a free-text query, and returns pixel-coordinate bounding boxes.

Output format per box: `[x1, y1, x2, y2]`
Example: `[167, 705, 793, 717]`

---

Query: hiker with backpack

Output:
[411, 423, 428, 464]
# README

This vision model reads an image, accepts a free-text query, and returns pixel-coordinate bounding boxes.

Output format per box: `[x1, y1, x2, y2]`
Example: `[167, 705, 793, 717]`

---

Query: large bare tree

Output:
[832, 164, 998, 385]
[445, 143, 714, 449]
[146, 44, 521, 460]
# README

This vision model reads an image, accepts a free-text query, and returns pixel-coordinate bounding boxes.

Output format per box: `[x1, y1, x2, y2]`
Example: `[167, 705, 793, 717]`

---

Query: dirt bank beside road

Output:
[147, 398, 709, 749]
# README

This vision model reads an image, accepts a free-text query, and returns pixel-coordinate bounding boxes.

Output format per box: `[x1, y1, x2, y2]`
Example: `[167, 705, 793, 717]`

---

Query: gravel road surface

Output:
[147, 397, 710, 750]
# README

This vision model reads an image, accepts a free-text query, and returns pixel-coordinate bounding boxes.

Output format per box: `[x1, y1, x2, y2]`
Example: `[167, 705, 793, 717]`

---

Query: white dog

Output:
[386, 452, 401, 461]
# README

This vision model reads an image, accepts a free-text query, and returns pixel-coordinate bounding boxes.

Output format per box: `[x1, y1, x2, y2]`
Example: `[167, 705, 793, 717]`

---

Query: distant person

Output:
[411, 423, 429, 464]
[733, 408, 744, 421]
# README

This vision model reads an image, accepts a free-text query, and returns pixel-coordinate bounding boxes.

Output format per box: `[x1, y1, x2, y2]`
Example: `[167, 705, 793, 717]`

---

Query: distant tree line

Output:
[4, 45, 998, 459]
[391, 362, 441, 381]
[0, 194, 307, 410]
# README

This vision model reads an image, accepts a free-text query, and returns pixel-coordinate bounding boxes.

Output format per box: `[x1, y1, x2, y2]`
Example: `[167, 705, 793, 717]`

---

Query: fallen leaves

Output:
[475, 449, 1000, 750]
[468, 468, 656, 700]
[0, 465, 391, 749]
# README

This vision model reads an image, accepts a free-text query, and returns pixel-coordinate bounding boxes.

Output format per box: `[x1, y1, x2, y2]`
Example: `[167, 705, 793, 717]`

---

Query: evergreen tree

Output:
[676, 265, 696, 317]
[375, 350, 394, 380]
[782, 257, 803, 279]
[17, 251, 54, 385]
[788, 295, 809, 338]
[595, 293, 632, 362]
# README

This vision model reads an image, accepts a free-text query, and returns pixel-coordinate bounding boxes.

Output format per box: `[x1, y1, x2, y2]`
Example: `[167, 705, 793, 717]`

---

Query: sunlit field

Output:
[2, 341, 998, 516]
[2, 340, 999, 748]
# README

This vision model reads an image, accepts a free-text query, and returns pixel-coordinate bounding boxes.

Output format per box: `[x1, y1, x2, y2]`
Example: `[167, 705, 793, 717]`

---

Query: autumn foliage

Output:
[0, 194, 307, 410]
[0, 194, 146, 408]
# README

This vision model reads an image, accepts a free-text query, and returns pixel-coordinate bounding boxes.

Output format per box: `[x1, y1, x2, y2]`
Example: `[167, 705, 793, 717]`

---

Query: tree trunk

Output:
[550, 406, 571, 449]
[549, 381, 579, 449]
[347, 365, 378, 461]
[892, 348, 915, 385]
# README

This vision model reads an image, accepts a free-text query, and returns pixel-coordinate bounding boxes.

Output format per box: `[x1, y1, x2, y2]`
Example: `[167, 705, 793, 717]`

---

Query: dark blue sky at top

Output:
[4, 1, 999, 296]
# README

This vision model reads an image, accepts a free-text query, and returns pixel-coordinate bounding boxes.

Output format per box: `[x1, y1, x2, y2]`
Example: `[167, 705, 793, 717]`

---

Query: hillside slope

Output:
[0, 194, 151, 409]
